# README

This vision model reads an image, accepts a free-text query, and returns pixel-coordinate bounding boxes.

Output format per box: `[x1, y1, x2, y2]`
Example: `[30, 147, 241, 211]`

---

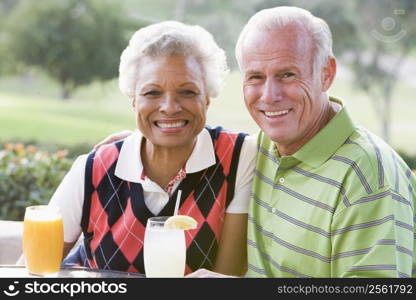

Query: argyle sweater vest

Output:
[63, 126, 247, 274]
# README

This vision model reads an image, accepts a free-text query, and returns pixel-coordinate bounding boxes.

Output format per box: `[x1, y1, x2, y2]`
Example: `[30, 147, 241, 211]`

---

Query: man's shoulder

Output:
[337, 126, 395, 164]
[334, 125, 413, 197]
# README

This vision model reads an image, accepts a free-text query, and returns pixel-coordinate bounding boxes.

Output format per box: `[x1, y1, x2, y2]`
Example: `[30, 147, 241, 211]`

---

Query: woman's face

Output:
[133, 55, 209, 150]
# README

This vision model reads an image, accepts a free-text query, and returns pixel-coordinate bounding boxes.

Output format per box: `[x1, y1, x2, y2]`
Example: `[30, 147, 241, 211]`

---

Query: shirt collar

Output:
[184, 128, 216, 173]
[115, 128, 216, 183]
[292, 97, 356, 168]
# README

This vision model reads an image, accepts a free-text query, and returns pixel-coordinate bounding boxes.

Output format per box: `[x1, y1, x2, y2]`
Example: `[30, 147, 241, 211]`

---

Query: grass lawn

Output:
[0, 71, 415, 154]
[0, 79, 135, 146]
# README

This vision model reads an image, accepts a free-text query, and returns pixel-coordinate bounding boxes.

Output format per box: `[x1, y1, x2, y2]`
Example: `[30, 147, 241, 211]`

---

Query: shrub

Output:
[0, 143, 73, 221]
[0, 139, 93, 159]
[397, 150, 416, 171]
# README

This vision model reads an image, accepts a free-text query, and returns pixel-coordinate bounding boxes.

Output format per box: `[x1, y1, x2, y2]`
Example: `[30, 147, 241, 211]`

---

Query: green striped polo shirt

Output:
[247, 97, 416, 278]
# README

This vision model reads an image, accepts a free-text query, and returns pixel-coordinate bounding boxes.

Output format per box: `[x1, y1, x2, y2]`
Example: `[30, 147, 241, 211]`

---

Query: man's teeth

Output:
[264, 110, 289, 117]
[156, 121, 186, 128]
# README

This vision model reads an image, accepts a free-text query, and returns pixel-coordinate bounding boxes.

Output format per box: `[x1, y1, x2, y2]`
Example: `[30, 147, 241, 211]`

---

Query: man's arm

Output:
[94, 130, 133, 149]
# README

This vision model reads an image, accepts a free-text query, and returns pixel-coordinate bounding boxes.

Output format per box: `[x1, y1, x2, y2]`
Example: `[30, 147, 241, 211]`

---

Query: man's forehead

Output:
[242, 23, 313, 56]
[241, 24, 313, 72]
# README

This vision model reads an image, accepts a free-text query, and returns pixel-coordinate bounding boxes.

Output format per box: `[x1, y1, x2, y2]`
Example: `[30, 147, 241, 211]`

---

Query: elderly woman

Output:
[48, 21, 256, 276]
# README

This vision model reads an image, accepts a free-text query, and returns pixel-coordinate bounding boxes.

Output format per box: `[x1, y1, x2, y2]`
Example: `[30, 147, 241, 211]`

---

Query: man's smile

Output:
[262, 109, 292, 118]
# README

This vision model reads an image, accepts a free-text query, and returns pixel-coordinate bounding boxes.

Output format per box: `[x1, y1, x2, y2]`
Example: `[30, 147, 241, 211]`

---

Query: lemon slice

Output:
[164, 215, 198, 230]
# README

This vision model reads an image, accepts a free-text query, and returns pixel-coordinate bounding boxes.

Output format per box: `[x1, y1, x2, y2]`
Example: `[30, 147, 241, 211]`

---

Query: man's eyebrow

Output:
[245, 70, 263, 76]
[277, 67, 298, 73]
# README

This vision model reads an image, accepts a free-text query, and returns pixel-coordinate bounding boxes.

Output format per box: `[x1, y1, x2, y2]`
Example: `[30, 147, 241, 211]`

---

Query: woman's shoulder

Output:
[68, 154, 89, 172]
[240, 135, 257, 161]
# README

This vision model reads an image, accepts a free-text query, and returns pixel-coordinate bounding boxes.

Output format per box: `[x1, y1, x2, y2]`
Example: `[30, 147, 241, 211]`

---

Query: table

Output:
[0, 265, 144, 278]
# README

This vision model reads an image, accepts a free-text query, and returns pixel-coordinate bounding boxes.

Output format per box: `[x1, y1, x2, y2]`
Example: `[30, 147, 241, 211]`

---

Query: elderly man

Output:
[234, 6, 415, 278]
[96, 6, 416, 278]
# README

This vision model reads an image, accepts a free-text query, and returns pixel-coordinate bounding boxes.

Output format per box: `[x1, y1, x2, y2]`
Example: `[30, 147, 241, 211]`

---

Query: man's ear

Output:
[205, 96, 211, 108]
[131, 98, 136, 111]
[321, 57, 337, 92]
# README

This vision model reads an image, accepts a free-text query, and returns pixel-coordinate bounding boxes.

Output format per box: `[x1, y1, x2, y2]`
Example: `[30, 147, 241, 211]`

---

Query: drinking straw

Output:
[174, 190, 182, 216]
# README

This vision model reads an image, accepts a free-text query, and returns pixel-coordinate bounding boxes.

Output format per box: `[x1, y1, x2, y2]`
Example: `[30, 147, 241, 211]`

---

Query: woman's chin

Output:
[149, 136, 195, 150]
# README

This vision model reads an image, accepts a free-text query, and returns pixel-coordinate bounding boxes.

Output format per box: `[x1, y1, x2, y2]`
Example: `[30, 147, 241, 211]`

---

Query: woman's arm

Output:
[212, 213, 248, 276]
[205, 136, 256, 277]
[63, 241, 77, 258]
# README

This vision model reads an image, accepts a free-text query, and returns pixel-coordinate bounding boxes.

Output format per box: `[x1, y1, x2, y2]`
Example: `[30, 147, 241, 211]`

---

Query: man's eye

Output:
[247, 75, 263, 81]
[282, 72, 295, 78]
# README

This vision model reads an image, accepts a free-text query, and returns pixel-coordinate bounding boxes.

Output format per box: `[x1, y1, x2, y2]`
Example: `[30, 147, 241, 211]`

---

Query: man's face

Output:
[241, 24, 329, 153]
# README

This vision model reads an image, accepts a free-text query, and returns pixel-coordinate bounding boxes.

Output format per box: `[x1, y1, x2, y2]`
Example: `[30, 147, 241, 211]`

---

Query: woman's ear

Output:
[131, 97, 136, 111]
[205, 96, 211, 108]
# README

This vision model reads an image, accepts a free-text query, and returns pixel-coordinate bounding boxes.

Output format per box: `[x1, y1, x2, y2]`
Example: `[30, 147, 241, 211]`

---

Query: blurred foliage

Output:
[398, 151, 416, 170]
[0, 143, 73, 221]
[0, 0, 20, 75]
[3, 0, 140, 99]
[184, 0, 258, 69]
[347, 0, 416, 143]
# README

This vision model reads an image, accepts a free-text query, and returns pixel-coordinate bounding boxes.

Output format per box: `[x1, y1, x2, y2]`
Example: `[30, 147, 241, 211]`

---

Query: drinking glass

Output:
[143, 216, 186, 277]
[22, 205, 64, 276]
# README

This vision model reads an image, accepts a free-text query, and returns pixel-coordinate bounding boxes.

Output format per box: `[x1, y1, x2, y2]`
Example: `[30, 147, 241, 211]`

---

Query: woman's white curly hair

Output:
[119, 21, 229, 99]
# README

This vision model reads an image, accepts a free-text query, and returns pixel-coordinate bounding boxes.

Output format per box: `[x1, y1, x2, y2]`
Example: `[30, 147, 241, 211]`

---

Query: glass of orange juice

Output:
[22, 205, 64, 276]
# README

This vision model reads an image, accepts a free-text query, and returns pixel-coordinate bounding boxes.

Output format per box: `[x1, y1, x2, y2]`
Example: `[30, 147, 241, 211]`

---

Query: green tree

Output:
[4, 0, 134, 99]
[0, 0, 21, 75]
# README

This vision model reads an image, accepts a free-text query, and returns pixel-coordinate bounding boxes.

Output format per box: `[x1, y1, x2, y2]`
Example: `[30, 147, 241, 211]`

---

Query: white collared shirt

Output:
[49, 128, 257, 243]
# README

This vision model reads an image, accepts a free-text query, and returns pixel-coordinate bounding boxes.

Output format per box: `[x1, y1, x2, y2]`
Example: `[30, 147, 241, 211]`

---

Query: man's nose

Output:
[260, 78, 283, 104]
[159, 93, 182, 114]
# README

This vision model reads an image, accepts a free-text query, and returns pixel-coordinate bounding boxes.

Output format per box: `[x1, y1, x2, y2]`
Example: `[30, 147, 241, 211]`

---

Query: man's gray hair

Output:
[235, 6, 334, 74]
[119, 21, 229, 99]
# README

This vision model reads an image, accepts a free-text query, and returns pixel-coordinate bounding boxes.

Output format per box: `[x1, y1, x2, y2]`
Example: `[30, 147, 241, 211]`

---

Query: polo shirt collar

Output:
[292, 97, 356, 168]
[115, 128, 216, 183]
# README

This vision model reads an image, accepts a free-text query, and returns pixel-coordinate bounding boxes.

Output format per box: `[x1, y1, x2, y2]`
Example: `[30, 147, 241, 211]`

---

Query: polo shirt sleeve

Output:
[48, 154, 87, 243]
[330, 186, 414, 277]
[225, 135, 257, 214]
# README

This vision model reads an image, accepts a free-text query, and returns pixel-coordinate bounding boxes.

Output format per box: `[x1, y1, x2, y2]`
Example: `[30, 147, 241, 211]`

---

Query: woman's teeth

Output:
[155, 121, 187, 128]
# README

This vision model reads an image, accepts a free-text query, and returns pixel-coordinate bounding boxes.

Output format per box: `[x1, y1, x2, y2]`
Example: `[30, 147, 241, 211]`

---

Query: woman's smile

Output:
[154, 119, 189, 133]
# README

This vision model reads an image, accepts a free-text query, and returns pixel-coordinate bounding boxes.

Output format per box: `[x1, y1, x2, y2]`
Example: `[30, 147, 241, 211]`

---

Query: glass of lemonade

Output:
[22, 205, 64, 276]
[144, 216, 186, 277]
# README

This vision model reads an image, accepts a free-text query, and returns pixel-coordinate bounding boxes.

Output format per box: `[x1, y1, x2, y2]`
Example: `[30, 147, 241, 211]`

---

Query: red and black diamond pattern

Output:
[63, 126, 247, 275]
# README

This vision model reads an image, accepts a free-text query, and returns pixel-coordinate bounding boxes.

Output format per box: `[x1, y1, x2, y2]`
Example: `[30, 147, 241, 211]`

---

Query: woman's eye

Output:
[179, 90, 197, 96]
[142, 90, 161, 97]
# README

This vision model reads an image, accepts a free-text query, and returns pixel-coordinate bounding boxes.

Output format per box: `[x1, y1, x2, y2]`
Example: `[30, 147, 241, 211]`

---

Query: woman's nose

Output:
[159, 94, 182, 114]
